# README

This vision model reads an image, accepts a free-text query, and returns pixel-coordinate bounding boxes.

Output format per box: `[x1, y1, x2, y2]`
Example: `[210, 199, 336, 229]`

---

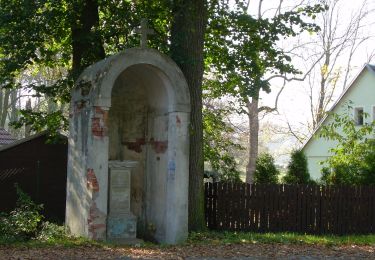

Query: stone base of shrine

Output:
[107, 213, 138, 241]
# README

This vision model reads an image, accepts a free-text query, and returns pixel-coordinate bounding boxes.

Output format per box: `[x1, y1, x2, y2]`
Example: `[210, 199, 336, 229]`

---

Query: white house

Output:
[302, 64, 375, 180]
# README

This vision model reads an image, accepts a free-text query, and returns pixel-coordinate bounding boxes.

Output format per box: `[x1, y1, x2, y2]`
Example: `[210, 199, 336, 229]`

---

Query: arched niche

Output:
[66, 48, 190, 244]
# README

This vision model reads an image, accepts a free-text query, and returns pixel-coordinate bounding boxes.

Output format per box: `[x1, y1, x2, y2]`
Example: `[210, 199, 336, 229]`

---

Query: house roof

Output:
[0, 131, 67, 153]
[301, 64, 375, 150]
[0, 128, 16, 145]
[0, 131, 48, 152]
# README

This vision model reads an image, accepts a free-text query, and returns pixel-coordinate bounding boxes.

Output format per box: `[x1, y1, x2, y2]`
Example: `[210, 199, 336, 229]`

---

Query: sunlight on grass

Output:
[2, 229, 375, 248]
[187, 231, 375, 246]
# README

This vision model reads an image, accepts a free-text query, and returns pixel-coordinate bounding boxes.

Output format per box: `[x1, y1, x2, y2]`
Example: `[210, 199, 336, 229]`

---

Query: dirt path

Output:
[1, 244, 374, 259]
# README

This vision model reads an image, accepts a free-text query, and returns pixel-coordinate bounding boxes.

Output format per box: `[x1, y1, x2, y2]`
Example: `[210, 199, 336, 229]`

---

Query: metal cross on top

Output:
[134, 18, 155, 48]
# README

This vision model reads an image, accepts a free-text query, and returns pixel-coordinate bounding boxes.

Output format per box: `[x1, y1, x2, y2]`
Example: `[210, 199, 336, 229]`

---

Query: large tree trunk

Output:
[315, 50, 330, 127]
[0, 90, 3, 127]
[9, 89, 19, 137]
[71, 0, 105, 77]
[246, 95, 259, 184]
[24, 98, 32, 138]
[0, 89, 10, 128]
[170, 0, 207, 231]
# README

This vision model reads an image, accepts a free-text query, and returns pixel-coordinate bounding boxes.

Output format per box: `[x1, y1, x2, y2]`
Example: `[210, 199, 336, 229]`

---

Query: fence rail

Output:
[205, 182, 375, 234]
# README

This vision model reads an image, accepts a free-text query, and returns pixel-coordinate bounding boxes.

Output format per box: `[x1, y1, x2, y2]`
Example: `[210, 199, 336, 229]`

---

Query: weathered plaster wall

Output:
[109, 68, 147, 227]
[66, 48, 190, 244]
[108, 65, 171, 238]
[66, 100, 87, 236]
[145, 113, 169, 241]
[66, 100, 108, 239]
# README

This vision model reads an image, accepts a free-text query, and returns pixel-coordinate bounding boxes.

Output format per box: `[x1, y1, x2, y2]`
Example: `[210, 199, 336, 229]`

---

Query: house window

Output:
[354, 107, 364, 125]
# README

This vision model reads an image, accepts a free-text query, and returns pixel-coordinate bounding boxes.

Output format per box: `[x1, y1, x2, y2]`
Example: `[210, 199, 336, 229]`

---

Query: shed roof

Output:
[0, 131, 67, 152]
[0, 128, 16, 145]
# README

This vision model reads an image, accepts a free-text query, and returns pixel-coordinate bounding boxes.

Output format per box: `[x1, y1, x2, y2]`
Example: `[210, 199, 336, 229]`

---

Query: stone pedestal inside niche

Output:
[107, 160, 139, 243]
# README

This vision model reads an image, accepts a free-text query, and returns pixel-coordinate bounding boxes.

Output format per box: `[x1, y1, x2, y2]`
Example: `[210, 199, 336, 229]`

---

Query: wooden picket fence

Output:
[205, 182, 375, 234]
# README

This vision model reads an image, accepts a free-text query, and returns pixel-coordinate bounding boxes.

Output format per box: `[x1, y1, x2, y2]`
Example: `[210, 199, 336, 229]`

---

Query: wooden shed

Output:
[0, 132, 68, 223]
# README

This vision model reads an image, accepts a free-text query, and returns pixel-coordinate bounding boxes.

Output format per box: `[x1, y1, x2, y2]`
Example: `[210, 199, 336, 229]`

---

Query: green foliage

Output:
[203, 102, 243, 182]
[10, 110, 68, 136]
[202, 1, 325, 184]
[0, 185, 70, 244]
[36, 222, 68, 242]
[319, 104, 375, 185]
[254, 153, 279, 184]
[0, 1, 325, 185]
[283, 150, 311, 184]
[0, 185, 44, 241]
[0, 0, 173, 134]
[0, 0, 326, 134]
[205, 1, 326, 106]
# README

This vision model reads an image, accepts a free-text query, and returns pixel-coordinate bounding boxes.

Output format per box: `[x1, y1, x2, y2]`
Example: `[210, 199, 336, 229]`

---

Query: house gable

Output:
[302, 65, 375, 179]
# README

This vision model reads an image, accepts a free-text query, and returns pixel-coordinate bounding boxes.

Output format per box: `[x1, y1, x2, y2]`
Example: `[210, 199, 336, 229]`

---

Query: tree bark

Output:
[71, 0, 105, 77]
[170, 0, 207, 231]
[0, 89, 10, 128]
[24, 99, 32, 137]
[9, 89, 19, 137]
[246, 94, 259, 184]
[0, 90, 3, 126]
[316, 50, 330, 127]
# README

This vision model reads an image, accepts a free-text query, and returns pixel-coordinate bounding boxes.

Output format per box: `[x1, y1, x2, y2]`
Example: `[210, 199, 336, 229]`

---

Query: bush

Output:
[361, 147, 375, 184]
[36, 221, 67, 241]
[320, 145, 375, 185]
[0, 184, 68, 243]
[319, 102, 375, 185]
[319, 105, 375, 185]
[0, 185, 44, 241]
[283, 150, 311, 184]
[254, 153, 279, 184]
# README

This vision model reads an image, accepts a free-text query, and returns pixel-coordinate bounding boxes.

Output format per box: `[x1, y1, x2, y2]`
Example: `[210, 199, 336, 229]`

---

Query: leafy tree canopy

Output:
[0, 0, 325, 179]
[203, 99, 243, 182]
[0, 0, 173, 133]
[205, 1, 326, 107]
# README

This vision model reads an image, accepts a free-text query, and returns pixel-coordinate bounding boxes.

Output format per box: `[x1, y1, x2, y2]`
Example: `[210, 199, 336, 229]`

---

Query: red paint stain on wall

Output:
[150, 138, 168, 154]
[91, 106, 108, 137]
[123, 138, 146, 153]
[123, 138, 168, 154]
[86, 169, 106, 240]
[176, 115, 181, 127]
[87, 168, 99, 192]
[87, 201, 106, 240]
[95, 106, 106, 115]
[91, 118, 103, 137]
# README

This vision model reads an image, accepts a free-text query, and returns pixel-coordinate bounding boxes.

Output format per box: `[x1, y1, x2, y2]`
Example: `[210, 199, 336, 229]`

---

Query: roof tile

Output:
[0, 128, 16, 145]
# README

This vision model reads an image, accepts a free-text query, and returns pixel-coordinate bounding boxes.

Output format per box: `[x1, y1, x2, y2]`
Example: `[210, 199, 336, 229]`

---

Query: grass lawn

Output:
[2, 231, 375, 248]
[187, 231, 375, 246]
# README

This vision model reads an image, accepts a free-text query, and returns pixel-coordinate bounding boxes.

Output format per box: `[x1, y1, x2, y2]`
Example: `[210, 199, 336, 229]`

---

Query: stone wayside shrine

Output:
[66, 20, 190, 244]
